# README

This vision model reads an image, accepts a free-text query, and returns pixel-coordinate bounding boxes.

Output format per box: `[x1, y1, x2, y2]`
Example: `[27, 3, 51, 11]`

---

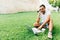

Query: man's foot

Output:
[41, 28, 46, 32]
[25, 25, 43, 35]
[48, 32, 52, 39]
[32, 28, 42, 34]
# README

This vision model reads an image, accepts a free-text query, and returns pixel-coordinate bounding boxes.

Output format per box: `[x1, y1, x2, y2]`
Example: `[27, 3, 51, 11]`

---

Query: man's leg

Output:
[33, 22, 40, 28]
[32, 22, 43, 34]
[48, 19, 53, 39]
[48, 19, 53, 32]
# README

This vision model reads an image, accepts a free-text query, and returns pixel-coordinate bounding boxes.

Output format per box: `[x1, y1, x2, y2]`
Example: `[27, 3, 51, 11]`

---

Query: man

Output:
[32, 4, 53, 39]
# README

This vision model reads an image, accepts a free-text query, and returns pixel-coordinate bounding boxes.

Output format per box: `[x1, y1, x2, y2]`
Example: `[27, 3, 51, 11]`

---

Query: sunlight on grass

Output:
[0, 11, 60, 40]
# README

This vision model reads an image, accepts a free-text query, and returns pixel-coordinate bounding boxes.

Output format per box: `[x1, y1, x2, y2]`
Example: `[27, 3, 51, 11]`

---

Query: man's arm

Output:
[33, 13, 40, 27]
[36, 13, 40, 23]
[38, 15, 50, 29]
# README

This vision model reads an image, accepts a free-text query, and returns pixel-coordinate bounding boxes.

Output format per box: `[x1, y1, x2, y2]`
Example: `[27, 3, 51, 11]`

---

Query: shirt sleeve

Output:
[46, 10, 51, 16]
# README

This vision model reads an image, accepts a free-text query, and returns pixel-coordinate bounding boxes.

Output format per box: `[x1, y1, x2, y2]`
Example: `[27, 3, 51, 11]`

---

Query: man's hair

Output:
[40, 4, 46, 8]
[37, 4, 46, 13]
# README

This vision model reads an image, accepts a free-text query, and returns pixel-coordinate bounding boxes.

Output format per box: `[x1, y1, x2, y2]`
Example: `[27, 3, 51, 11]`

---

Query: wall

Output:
[0, 0, 39, 13]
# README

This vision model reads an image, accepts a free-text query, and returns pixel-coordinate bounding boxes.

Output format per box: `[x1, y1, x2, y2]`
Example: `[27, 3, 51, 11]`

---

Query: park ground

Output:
[0, 11, 60, 40]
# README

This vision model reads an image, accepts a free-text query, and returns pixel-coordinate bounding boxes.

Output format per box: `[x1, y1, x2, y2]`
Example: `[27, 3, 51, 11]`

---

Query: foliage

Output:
[49, 0, 60, 7]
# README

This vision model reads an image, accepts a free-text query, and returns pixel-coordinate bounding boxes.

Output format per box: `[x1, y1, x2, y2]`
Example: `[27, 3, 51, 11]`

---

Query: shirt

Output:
[38, 10, 51, 22]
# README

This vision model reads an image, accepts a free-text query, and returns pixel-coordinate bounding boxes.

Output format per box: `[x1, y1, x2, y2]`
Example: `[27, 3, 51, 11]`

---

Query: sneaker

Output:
[48, 32, 52, 39]
[32, 28, 42, 34]
[41, 28, 46, 32]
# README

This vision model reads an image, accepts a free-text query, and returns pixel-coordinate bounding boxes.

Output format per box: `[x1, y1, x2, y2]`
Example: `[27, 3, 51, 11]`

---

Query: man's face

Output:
[39, 6, 45, 13]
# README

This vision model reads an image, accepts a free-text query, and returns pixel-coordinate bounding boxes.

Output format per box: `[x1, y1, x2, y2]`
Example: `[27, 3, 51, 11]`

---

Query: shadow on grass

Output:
[52, 25, 60, 40]
[20, 24, 60, 40]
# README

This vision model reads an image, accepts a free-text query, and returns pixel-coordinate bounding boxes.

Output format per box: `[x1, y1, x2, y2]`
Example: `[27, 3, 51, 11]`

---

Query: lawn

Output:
[0, 11, 60, 40]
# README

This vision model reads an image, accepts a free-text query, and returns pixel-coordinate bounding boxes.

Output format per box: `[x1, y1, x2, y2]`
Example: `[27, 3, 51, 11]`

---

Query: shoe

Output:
[48, 32, 52, 39]
[41, 28, 46, 32]
[32, 28, 42, 34]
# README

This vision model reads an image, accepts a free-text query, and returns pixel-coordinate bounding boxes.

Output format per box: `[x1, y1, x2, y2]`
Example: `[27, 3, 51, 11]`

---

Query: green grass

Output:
[0, 11, 60, 40]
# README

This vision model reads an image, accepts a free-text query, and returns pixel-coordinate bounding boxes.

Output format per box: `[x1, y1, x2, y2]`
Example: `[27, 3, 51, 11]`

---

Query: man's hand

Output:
[38, 25, 43, 30]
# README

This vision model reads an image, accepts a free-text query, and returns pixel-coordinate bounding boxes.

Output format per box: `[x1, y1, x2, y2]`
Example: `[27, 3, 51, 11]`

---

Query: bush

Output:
[56, 0, 60, 7]
[49, 0, 60, 8]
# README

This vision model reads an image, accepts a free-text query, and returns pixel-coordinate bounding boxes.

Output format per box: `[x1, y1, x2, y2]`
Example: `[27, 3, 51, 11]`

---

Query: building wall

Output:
[0, 0, 39, 13]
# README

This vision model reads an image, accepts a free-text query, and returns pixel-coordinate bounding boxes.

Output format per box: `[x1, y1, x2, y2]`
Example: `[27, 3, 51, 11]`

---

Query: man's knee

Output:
[50, 19, 53, 23]
[33, 22, 39, 26]
[48, 19, 53, 23]
[33, 22, 40, 28]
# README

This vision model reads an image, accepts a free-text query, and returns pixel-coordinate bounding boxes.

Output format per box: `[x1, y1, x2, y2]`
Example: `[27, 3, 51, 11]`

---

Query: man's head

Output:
[39, 4, 46, 13]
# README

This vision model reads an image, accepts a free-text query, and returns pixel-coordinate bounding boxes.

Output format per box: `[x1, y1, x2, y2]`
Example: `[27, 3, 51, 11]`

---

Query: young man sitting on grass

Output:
[32, 4, 53, 39]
